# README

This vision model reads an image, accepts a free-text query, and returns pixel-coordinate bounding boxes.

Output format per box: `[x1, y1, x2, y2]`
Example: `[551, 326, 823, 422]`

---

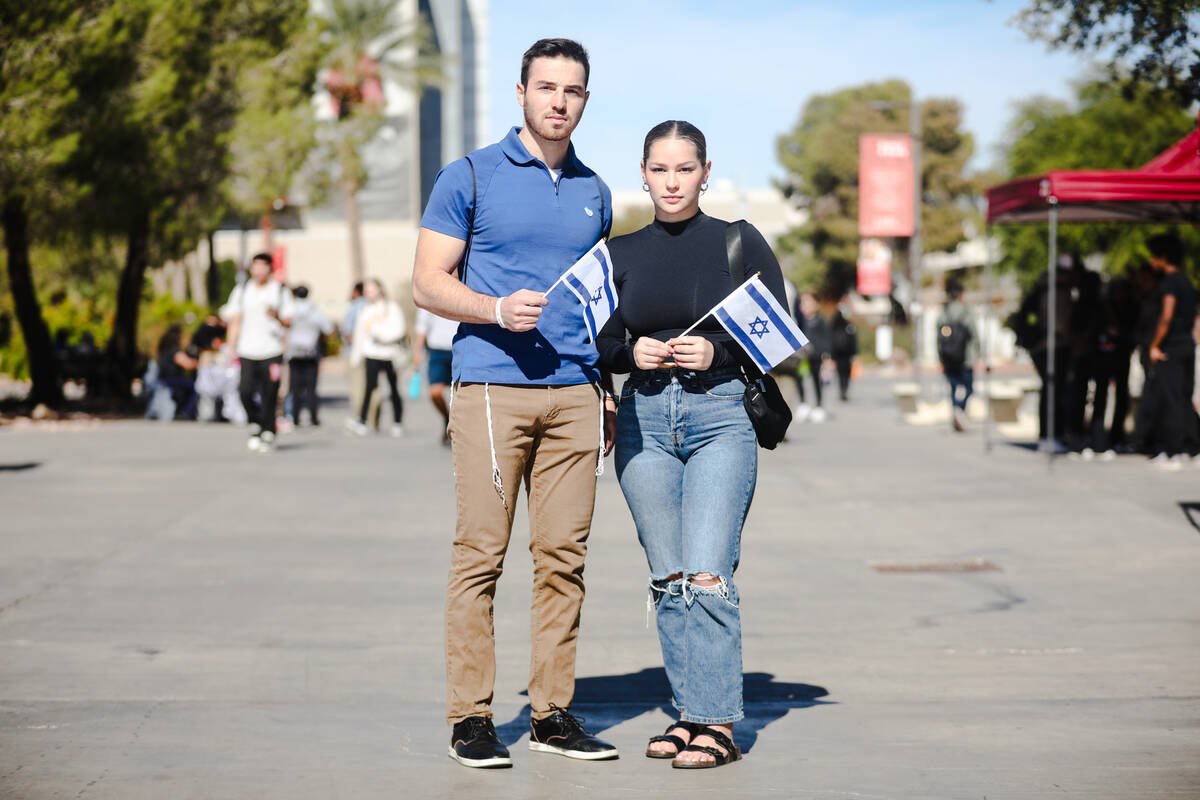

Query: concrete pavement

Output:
[1, 373, 1198, 798]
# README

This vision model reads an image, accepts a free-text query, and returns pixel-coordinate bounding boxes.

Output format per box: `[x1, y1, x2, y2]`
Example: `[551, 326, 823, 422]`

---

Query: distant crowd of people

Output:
[926, 231, 1198, 466]
[144, 251, 461, 455]
[772, 286, 860, 424]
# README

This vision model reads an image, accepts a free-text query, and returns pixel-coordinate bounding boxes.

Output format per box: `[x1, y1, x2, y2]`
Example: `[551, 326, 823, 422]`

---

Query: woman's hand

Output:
[665, 336, 713, 371]
[632, 337, 674, 370]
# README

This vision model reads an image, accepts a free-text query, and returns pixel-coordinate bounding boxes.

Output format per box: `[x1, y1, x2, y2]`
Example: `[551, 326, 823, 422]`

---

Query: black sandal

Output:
[645, 720, 704, 759]
[671, 726, 741, 769]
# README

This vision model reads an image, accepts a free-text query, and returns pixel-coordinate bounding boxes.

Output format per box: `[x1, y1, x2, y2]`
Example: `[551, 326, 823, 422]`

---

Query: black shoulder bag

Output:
[726, 221, 792, 450]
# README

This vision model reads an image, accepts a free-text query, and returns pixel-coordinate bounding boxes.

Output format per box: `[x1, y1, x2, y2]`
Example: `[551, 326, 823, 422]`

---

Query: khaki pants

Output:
[445, 382, 601, 724]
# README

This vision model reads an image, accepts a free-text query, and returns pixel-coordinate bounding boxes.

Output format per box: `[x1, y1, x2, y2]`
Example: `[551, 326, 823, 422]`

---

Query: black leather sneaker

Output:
[529, 707, 619, 760]
[448, 716, 512, 768]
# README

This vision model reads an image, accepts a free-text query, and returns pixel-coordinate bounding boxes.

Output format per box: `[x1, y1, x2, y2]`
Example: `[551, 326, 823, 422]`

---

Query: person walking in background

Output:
[829, 302, 858, 402]
[342, 281, 366, 430]
[936, 280, 977, 433]
[597, 120, 789, 769]
[223, 252, 293, 453]
[286, 285, 334, 427]
[346, 279, 406, 437]
[412, 38, 617, 769]
[1128, 233, 1199, 468]
[412, 307, 458, 445]
[794, 291, 828, 423]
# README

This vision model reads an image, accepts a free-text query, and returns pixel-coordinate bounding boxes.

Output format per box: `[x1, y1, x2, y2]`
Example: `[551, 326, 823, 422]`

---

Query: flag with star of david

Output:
[712, 275, 809, 373]
[558, 240, 617, 340]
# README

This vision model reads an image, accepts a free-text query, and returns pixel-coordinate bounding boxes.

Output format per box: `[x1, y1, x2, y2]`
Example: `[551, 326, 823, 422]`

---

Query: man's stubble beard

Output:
[524, 107, 575, 143]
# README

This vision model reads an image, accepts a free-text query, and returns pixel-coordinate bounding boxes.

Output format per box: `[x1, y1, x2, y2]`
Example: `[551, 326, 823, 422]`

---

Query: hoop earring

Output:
[700, 183, 708, 194]
[642, 182, 650, 192]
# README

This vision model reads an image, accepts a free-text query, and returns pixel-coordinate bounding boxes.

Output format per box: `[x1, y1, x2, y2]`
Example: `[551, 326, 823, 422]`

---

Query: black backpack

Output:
[937, 319, 971, 368]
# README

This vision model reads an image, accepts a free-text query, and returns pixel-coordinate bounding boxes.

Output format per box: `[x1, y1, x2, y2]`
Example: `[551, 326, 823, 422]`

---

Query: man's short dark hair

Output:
[1147, 232, 1184, 267]
[251, 252, 273, 267]
[945, 279, 964, 299]
[292, 284, 309, 299]
[520, 38, 589, 87]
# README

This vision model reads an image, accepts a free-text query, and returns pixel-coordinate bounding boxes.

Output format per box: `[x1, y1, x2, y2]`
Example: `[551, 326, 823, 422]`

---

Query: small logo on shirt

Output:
[583, 206, 594, 217]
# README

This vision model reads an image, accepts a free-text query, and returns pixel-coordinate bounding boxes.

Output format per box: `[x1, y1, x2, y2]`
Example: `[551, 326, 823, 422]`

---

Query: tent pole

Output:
[1046, 200, 1059, 466]
[983, 224, 993, 453]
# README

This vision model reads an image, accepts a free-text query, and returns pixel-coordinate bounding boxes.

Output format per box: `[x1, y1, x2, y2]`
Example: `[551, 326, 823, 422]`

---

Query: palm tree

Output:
[317, 0, 440, 283]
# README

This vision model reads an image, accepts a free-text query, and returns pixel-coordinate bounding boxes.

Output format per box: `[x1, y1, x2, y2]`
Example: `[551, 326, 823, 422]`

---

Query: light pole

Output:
[869, 97, 923, 391]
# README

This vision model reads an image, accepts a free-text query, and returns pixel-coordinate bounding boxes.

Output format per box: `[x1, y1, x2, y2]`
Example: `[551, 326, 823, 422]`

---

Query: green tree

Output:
[994, 79, 1197, 287]
[224, 9, 324, 255]
[1015, 0, 1200, 106]
[318, 0, 439, 283]
[0, 2, 96, 405]
[775, 80, 977, 298]
[64, 0, 315, 397]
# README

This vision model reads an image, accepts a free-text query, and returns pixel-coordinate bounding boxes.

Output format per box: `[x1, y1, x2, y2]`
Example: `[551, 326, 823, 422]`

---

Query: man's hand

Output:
[1151, 344, 1168, 362]
[499, 290, 548, 332]
[632, 337, 674, 370]
[665, 336, 714, 371]
[603, 398, 617, 456]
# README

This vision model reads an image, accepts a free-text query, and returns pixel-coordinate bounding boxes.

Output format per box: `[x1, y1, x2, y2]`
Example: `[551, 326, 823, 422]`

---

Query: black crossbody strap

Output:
[598, 176, 610, 240]
[725, 220, 745, 286]
[726, 220, 763, 379]
[457, 155, 478, 282]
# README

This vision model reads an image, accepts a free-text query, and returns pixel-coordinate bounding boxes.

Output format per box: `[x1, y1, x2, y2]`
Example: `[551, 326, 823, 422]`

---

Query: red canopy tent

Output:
[980, 119, 1200, 455]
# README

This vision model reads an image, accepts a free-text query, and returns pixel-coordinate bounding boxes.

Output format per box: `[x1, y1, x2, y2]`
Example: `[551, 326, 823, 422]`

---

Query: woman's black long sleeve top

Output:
[595, 211, 789, 374]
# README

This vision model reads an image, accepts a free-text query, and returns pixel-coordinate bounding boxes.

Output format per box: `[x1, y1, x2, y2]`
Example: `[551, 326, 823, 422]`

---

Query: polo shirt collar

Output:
[502, 126, 583, 174]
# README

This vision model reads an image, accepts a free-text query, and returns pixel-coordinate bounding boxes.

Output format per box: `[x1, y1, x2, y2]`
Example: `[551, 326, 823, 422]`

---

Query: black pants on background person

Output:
[834, 356, 852, 401]
[239, 356, 282, 435]
[1131, 342, 1199, 456]
[289, 357, 320, 426]
[795, 356, 823, 407]
[359, 357, 403, 425]
[1086, 345, 1133, 451]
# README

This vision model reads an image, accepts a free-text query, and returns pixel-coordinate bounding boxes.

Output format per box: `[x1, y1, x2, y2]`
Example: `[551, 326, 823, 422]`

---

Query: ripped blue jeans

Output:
[614, 367, 757, 724]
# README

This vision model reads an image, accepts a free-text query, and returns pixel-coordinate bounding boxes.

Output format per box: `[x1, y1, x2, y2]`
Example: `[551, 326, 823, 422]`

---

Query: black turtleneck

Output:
[596, 211, 788, 373]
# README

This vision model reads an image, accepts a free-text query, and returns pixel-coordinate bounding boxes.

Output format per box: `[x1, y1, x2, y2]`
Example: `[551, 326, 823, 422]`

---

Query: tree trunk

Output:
[2, 195, 62, 407]
[205, 231, 220, 310]
[342, 174, 365, 284]
[104, 211, 150, 400]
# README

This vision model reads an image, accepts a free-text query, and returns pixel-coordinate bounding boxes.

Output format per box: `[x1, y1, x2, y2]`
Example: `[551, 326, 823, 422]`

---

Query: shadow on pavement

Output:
[1178, 502, 1200, 534]
[495, 667, 830, 754]
[0, 462, 40, 472]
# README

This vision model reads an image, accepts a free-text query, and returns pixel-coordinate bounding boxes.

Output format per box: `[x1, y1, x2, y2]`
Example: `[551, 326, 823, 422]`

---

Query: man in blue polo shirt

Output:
[412, 38, 618, 769]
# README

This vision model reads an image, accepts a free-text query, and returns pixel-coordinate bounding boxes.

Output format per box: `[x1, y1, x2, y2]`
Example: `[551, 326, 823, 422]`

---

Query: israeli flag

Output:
[559, 241, 617, 340]
[712, 276, 809, 372]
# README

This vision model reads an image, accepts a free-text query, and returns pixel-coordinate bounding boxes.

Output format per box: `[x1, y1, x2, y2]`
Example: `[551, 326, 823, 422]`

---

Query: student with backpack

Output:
[223, 252, 294, 452]
[937, 280, 977, 432]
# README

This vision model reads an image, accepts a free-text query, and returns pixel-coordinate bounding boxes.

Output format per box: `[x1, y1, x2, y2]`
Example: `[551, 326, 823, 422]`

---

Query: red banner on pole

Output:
[859, 134, 914, 237]
[272, 244, 288, 282]
[857, 238, 893, 296]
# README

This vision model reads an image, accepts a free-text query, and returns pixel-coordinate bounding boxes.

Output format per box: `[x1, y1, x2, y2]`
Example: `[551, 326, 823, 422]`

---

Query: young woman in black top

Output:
[596, 121, 789, 769]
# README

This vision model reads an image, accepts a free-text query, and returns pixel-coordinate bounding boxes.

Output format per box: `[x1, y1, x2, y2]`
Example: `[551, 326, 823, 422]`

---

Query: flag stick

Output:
[676, 271, 761, 338]
[543, 270, 569, 296]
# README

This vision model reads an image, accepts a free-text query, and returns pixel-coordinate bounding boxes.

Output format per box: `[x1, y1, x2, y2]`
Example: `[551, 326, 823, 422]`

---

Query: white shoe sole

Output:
[446, 745, 512, 768]
[528, 741, 619, 760]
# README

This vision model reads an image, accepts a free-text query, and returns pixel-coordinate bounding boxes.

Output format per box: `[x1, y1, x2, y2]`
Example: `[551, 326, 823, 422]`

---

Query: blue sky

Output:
[486, 0, 1090, 191]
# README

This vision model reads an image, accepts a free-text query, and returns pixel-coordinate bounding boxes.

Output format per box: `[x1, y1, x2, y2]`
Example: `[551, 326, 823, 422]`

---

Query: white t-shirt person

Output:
[224, 280, 295, 360]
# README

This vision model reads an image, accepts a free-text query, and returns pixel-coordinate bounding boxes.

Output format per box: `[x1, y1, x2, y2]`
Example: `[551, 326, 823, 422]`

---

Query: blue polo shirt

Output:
[420, 127, 612, 385]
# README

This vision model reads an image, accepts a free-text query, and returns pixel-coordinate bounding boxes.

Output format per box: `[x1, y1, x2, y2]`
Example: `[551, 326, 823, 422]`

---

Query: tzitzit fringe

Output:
[484, 383, 507, 509]
[593, 382, 605, 477]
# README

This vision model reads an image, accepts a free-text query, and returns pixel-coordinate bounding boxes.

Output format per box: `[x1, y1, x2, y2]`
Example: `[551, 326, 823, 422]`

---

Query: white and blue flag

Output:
[555, 241, 617, 340]
[712, 275, 809, 372]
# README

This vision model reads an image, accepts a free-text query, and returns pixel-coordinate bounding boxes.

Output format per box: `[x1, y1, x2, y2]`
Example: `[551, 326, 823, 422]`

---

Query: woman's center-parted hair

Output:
[642, 120, 707, 165]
